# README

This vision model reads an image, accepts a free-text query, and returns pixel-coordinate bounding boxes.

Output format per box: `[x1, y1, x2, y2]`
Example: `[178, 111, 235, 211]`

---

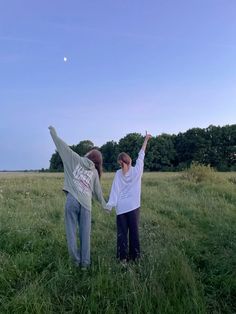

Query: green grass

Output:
[0, 172, 235, 313]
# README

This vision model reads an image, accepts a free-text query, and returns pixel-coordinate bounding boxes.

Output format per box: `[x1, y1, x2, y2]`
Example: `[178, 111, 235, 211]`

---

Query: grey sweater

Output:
[49, 127, 106, 211]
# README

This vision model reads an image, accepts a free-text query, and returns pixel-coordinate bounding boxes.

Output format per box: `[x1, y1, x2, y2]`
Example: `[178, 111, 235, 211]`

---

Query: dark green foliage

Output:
[71, 140, 94, 156]
[146, 134, 176, 171]
[175, 128, 210, 166]
[100, 141, 119, 171]
[174, 125, 236, 171]
[118, 133, 144, 164]
[49, 124, 236, 171]
[49, 151, 63, 172]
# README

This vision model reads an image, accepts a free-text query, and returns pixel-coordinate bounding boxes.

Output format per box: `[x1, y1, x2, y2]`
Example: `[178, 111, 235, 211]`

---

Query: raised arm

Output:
[133, 131, 152, 174]
[48, 126, 78, 163]
[141, 131, 152, 153]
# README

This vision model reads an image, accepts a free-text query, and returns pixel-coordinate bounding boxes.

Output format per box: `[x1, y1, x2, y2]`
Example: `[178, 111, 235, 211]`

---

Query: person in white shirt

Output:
[106, 132, 152, 261]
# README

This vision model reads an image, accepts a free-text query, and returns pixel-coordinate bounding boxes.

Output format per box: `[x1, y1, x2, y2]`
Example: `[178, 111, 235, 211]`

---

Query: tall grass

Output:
[0, 171, 235, 313]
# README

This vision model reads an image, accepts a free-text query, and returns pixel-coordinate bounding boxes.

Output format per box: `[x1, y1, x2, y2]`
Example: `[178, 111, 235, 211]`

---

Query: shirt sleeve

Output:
[133, 149, 145, 176]
[106, 172, 120, 211]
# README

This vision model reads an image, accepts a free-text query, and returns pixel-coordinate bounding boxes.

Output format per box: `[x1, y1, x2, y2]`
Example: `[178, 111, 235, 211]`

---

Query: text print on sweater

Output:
[73, 165, 93, 196]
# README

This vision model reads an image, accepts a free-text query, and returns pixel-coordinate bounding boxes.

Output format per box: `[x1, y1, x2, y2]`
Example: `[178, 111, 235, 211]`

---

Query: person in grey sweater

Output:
[49, 126, 107, 268]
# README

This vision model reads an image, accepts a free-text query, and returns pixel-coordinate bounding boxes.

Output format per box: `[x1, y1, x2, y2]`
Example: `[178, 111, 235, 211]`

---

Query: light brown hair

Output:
[117, 152, 132, 168]
[86, 149, 103, 179]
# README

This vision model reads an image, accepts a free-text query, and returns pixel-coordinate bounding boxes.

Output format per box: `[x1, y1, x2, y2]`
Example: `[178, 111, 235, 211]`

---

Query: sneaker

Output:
[80, 264, 90, 271]
[81, 267, 87, 271]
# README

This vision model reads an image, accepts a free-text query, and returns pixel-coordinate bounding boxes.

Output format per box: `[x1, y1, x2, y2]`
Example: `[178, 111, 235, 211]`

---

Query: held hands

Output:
[104, 204, 112, 214]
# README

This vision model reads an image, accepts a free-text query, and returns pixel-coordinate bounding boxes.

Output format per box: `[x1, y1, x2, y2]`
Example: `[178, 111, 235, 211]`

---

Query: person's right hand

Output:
[145, 131, 152, 140]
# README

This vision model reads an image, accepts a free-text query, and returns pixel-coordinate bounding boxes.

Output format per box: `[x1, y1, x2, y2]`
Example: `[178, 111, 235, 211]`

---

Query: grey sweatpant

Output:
[65, 192, 91, 267]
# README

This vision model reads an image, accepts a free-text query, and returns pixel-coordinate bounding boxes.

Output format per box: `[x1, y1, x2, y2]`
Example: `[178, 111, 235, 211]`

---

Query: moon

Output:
[63, 57, 67, 62]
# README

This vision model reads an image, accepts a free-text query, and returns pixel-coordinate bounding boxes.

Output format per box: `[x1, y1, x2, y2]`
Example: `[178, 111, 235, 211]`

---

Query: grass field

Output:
[0, 171, 235, 314]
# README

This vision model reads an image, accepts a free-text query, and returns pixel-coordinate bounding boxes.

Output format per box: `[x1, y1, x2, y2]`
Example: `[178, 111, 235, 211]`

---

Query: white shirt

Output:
[106, 150, 145, 215]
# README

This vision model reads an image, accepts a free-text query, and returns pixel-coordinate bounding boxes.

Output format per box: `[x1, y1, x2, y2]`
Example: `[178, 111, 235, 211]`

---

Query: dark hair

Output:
[117, 152, 131, 168]
[86, 149, 103, 179]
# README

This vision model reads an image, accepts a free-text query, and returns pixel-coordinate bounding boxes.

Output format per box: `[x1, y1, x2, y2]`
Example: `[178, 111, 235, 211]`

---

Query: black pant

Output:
[116, 208, 140, 261]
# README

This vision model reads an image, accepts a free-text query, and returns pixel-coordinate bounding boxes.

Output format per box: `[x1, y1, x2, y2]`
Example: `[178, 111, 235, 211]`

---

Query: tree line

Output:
[49, 124, 236, 172]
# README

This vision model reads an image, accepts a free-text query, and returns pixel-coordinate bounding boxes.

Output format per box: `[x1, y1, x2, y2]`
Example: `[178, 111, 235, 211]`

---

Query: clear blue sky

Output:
[0, 0, 235, 170]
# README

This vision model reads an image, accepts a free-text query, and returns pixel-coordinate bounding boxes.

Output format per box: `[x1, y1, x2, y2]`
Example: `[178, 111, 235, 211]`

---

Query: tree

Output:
[174, 128, 210, 168]
[147, 134, 176, 171]
[49, 124, 236, 172]
[49, 151, 63, 171]
[118, 133, 144, 165]
[217, 125, 236, 170]
[204, 125, 223, 168]
[72, 140, 94, 156]
[100, 141, 119, 171]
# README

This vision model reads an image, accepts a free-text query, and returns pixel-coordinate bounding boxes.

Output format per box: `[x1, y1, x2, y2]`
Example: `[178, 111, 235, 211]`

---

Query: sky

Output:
[0, 0, 235, 170]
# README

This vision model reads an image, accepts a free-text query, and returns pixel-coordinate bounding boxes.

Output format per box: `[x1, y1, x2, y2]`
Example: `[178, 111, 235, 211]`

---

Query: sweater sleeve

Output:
[106, 172, 120, 211]
[49, 127, 79, 164]
[93, 172, 107, 209]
